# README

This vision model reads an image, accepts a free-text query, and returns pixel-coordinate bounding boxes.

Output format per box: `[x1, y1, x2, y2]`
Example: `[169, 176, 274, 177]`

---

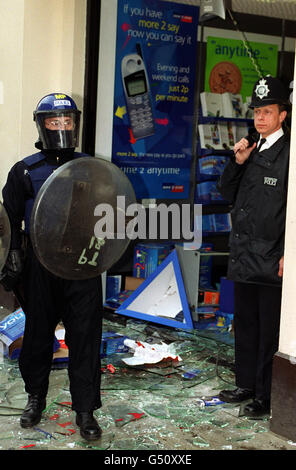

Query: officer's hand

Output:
[278, 256, 284, 277]
[234, 139, 256, 165]
[0, 249, 24, 291]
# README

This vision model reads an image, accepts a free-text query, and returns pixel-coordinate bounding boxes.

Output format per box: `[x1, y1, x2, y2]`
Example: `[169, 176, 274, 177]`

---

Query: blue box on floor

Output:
[219, 277, 234, 314]
[0, 308, 60, 359]
[106, 275, 122, 300]
[100, 332, 130, 358]
[215, 277, 234, 328]
[133, 243, 174, 279]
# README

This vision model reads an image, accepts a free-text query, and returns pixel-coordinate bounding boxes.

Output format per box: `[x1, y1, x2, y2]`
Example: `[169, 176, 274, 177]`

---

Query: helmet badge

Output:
[255, 78, 270, 100]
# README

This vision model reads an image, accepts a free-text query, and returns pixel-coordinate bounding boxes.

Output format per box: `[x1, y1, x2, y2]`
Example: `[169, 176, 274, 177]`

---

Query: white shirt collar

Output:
[259, 127, 284, 151]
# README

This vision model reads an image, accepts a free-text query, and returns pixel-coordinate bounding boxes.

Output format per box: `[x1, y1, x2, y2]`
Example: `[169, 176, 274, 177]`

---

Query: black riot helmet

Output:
[33, 93, 81, 150]
[249, 75, 290, 110]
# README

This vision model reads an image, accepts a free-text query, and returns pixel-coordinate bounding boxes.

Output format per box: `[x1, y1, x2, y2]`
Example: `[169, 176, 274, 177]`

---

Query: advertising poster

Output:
[204, 36, 278, 100]
[112, 0, 199, 199]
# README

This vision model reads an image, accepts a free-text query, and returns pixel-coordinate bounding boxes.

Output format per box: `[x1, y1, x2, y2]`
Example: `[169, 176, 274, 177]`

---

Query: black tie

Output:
[257, 138, 266, 152]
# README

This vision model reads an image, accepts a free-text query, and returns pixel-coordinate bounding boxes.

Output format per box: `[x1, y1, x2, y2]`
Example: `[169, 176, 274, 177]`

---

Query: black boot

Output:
[219, 387, 254, 403]
[20, 394, 46, 428]
[76, 411, 102, 441]
[244, 399, 271, 417]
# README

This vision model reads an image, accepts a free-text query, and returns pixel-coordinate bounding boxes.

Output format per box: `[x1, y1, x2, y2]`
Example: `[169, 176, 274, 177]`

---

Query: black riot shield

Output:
[30, 157, 136, 280]
[0, 202, 11, 272]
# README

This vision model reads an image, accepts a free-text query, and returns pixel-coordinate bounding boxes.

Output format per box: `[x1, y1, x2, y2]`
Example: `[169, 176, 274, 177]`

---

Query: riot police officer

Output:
[0, 94, 103, 441]
[217, 76, 291, 417]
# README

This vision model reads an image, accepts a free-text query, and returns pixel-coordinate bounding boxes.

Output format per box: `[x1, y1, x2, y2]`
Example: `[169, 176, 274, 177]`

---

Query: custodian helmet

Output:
[249, 75, 290, 109]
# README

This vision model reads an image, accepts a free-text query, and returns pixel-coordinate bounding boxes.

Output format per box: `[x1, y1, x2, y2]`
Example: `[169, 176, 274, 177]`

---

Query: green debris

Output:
[0, 311, 293, 450]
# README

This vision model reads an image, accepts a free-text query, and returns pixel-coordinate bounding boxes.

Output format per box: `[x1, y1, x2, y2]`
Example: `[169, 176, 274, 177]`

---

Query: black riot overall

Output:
[5, 151, 103, 412]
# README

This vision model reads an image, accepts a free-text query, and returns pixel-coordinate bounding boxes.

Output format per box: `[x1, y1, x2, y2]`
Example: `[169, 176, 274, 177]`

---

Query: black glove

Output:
[0, 249, 24, 291]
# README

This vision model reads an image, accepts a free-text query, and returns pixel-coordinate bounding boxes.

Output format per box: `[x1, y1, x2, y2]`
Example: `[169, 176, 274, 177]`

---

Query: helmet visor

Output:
[35, 110, 81, 150]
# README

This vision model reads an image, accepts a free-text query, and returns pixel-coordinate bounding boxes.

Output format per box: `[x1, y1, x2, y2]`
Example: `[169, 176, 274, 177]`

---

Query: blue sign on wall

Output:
[112, 0, 199, 199]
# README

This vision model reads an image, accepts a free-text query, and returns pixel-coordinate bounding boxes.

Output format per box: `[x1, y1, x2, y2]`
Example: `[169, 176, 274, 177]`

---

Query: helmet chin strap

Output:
[35, 140, 43, 150]
[35, 140, 75, 159]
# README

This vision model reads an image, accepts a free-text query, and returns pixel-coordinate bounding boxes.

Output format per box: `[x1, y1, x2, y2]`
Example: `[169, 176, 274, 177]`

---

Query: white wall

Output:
[0, 0, 86, 193]
[95, 0, 117, 160]
[278, 44, 296, 359]
[0, 0, 25, 192]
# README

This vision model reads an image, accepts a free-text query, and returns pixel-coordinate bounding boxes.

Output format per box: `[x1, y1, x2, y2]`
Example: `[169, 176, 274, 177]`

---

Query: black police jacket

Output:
[2, 149, 83, 250]
[217, 132, 290, 286]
